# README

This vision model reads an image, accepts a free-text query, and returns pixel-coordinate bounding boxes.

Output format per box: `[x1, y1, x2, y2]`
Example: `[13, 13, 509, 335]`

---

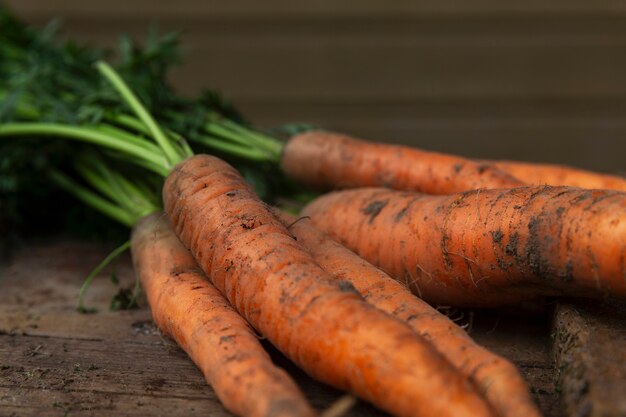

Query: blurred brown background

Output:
[6, 0, 626, 173]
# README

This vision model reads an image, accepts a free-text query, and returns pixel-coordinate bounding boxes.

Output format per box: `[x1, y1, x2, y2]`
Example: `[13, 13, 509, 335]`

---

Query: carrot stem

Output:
[48, 169, 135, 226]
[91, 124, 163, 156]
[107, 113, 152, 136]
[95, 61, 188, 166]
[202, 121, 261, 148]
[210, 115, 282, 157]
[77, 240, 131, 313]
[0, 122, 169, 176]
[202, 120, 281, 162]
[192, 133, 271, 161]
[108, 113, 194, 158]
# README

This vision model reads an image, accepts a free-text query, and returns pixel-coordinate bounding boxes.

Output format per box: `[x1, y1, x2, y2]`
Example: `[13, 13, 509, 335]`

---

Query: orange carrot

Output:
[277, 211, 540, 417]
[163, 154, 495, 417]
[281, 131, 523, 194]
[493, 160, 626, 191]
[131, 213, 316, 417]
[302, 186, 626, 307]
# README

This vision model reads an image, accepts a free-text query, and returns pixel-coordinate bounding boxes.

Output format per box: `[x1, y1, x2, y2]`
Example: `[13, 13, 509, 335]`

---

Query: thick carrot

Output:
[277, 211, 540, 417]
[163, 154, 495, 417]
[281, 131, 523, 194]
[493, 160, 626, 191]
[302, 186, 626, 307]
[131, 213, 316, 417]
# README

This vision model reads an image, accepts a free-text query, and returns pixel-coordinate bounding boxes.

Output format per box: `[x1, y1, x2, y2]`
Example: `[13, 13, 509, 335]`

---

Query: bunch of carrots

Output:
[2, 10, 626, 417]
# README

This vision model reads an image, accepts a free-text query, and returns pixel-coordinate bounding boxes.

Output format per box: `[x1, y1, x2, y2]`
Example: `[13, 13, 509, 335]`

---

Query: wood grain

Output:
[0, 240, 561, 417]
[553, 301, 626, 417]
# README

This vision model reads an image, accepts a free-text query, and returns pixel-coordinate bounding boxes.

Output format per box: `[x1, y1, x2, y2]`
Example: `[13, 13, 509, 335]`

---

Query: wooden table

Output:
[3, 239, 621, 417]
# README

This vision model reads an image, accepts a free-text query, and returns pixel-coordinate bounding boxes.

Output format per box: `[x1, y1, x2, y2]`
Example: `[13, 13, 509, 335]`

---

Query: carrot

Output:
[131, 213, 316, 417]
[302, 186, 626, 307]
[280, 129, 626, 195]
[281, 131, 523, 194]
[492, 160, 626, 191]
[277, 211, 540, 417]
[163, 154, 496, 417]
[18, 58, 490, 417]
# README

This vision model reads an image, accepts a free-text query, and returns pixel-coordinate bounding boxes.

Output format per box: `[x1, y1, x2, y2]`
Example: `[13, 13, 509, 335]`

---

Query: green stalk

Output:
[96, 61, 188, 166]
[0, 122, 170, 176]
[192, 134, 273, 161]
[203, 122, 259, 149]
[80, 156, 157, 221]
[53, 155, 160, 313]
[174, 133, 194, 158]
[49, 170, 135, 227]
[104, 150, 170, 179]
[108, 113, 150, 135]
[109, 113, 193, 159]
[75, 158, 136, 216]
[213, 115, 283, 157]
[104, 168, 159, 219]
[74, 160, 120, 203]
[93, 124, 163, 156]
[202, 122, 281, 163]
[76, 240, 131, 313]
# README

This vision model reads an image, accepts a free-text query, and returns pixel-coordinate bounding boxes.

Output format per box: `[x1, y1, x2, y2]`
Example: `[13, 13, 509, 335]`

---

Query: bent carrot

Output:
[493, 160, 626, 191]
[277, 211, 540, 417]
[131, 213, 316, 417]
[163, 154, 495, 417]
[302, 186, 626, 307]
[281, 131, 523, 194]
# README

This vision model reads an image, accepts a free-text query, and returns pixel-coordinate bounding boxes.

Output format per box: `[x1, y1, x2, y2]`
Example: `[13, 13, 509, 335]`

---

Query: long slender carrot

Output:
[492, 160, 626, 191]
[282, 130, 626, 194]
[277, 211, 540, 417]
[302, 186, 626, 307]
[163, 154, 495, 417]
[131, 213, 316, 417]
[280, 131, 523, 194]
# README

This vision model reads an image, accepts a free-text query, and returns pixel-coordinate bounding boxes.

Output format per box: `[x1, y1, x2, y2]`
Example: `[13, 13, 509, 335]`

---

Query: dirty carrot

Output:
[131, 213, 315, 417]
[1, 50, 486, 417]
[280, 131, 523, 194]
[52, 152, 317, 417]
[492, 160, 626, 191]
[163, 154, 495, 417]
[277, 211, 540, 417]
[302, 186, 626, 307]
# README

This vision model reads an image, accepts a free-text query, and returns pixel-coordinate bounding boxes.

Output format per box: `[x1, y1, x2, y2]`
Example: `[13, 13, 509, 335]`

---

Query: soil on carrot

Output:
[360, 200, 388, 223]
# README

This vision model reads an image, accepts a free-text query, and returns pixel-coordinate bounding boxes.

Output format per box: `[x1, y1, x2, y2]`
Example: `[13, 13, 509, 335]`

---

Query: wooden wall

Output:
[5, 0, 626, 172]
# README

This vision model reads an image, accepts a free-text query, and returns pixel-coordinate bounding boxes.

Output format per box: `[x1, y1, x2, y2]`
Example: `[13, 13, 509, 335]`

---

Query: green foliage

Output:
[0, 8, 323, 313]
[0, 7, 313, 247]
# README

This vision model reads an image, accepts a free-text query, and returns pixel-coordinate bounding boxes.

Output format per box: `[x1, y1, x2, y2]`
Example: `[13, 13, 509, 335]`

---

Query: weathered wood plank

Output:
[0, 241, 383, 416]
[0, 240, 561, 416]
[0, 333, 383, 416]
[0, 386, 228, 417]
[553, 301, 626, 417]
[462, 310, 562, 417]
